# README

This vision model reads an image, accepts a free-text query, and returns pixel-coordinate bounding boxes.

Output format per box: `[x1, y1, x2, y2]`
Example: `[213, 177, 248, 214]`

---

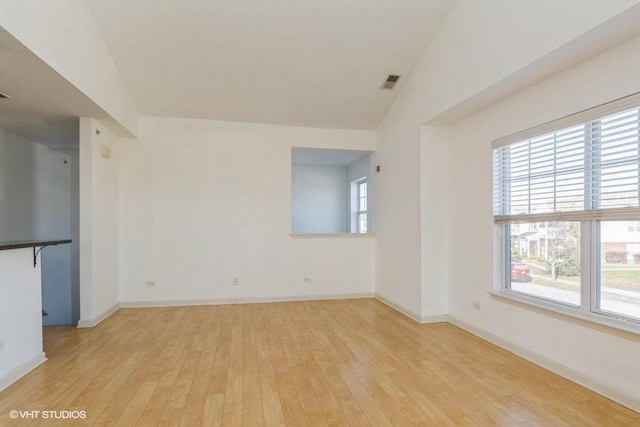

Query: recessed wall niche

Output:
[291, 147, 373, 234]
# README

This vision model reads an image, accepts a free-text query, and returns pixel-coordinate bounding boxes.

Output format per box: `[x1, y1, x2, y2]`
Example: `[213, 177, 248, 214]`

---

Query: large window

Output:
[493, 97, 640, 327]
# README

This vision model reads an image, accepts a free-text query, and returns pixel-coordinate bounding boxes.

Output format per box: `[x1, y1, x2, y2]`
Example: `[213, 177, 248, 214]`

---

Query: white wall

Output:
[419, 126, 449, 320]
[119, 117, 376, 304]
[0, 128, 37, 240]
[0, 127, 74, 326]
[375, 108, 422, 317]
[0, 0, 138, 137]
[447, 33, 640, 410]
[292, 166, 348, 234]
[0, 248, 46, 391]
[375, 0, 640, 321]
[412, 0, 640, 124]
[79, 118, 120, 325]
[70, 154, 80, 325]
[34, 146, 73, 326]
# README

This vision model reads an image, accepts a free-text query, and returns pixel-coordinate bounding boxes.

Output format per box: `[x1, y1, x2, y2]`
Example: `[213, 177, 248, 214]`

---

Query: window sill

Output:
[490, 289, 640, 336]
[289, 233, 375, 239]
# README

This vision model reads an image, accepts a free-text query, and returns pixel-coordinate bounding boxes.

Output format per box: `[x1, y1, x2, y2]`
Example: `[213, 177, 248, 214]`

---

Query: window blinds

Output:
[493, 101, 640, 224]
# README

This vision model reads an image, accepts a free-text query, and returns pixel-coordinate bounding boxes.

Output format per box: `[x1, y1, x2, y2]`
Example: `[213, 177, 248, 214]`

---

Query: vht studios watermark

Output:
[9, 410, 87, 420]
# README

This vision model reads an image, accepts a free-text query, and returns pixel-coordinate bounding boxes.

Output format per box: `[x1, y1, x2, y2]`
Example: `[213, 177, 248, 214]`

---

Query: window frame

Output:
[494, 222, 640, 334]
[492, 93, 640, 333]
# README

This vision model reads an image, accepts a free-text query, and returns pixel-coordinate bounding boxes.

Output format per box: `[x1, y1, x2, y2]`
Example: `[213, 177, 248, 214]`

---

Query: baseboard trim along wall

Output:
[77, 303, 121, 328]
[119, 293, 375, 308]
[375, 294, 422, 322]
[420, 314, 449, 324]
[374, 294, 448, 324]
[0, 352, 47, 393]
[448, 316, 640, 414]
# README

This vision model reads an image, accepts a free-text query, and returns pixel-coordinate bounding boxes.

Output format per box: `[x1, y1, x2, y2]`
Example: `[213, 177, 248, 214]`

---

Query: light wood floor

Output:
[0, 299, 638, 426]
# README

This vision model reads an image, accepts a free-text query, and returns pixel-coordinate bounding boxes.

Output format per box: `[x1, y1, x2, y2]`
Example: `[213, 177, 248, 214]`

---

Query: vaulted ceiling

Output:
[85, 0, 455, 130]
[0, 1, 454, 149]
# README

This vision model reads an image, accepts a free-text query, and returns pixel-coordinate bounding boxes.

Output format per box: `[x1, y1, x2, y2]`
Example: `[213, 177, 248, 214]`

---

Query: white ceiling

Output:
[86, 0, 455, 130]
[0, 27, 112, 151]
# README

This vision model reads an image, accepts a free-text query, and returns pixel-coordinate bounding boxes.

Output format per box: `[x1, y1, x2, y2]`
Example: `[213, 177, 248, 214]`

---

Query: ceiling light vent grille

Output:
[381, 74, 400, 90]
[0, 92, 10, 99]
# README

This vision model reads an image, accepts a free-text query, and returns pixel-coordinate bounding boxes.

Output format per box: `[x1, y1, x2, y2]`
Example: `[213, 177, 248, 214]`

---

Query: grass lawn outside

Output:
[517, 258, 640, 291]
[601, 267, 640, 291]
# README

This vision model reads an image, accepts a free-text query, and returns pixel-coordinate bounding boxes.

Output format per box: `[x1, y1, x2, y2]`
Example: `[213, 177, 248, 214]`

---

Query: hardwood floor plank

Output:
[178, 306, 225, 427]
[0, 299, 637, 426]
[242, 306, 265, 426]
[272, 304, 328, 426]
[263, 304, 309, 427]
[282, 304, 350, 426]
[221, 305, 244, 426]
[253, 305, 286, 427]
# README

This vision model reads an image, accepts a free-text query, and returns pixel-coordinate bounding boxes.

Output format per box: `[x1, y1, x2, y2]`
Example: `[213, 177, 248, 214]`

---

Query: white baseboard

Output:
[119, 293, 375, 308]
[448, 316, 640, 414]
[0, 352, 47, 393]
[375, 294, 422, 322]
[374, 294, 447, 324]
[77, 303, 121, 328]
[420, 314, 449, 324]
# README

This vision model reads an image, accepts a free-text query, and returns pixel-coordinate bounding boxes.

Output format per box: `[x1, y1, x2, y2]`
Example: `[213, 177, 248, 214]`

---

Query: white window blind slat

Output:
[493, 100, 640, 221]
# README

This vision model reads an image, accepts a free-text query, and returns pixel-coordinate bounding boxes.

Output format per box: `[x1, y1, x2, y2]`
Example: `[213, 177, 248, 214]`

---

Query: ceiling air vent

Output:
[0, 92, 11, 99]
[381, 74, 400, 90]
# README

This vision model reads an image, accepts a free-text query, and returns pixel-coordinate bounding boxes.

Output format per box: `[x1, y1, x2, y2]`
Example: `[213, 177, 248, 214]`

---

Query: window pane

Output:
[509, 222, 581, 306]
[359, 197, 367, 212]
[358, 213, 367, 233]
[358, 182, 367, 211]
[598, 221, 640, 320]
[359, 182, 367, 195]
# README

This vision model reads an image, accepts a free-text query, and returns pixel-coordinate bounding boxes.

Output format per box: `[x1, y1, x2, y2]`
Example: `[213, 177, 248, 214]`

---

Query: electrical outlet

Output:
[0, 339, 4, 352]
[303, 277, 312, 283]
[473, 302, 481, 310]
[232, 278, 240, 287]
[146, 281, 156, 287]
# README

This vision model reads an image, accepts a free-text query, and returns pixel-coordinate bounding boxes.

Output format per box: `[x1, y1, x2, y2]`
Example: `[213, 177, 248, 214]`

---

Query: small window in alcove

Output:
[291, 148, 373, 234]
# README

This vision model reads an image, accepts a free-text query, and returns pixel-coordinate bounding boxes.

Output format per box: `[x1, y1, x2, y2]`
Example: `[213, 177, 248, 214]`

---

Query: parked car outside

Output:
[511, 260, 533, 282]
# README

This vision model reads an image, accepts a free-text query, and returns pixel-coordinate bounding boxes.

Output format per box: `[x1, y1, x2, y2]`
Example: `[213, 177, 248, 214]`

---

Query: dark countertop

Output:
[0, 239, 72, 251]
